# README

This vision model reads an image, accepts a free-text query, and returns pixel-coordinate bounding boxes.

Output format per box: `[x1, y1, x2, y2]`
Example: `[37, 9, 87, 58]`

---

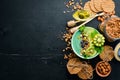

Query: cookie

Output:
[101, 0, 115, 12]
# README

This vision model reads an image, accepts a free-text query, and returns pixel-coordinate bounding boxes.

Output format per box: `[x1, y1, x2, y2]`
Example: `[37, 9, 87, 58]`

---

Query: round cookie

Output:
[93, 0, 103, 12]
[84, 1, 96, 15]
[101, 0, 115, 12]
[99, 45, 114, 61]
[77, 64, 93, 79]
[89, 0, 99, 13]
[67, 58, 82, 74]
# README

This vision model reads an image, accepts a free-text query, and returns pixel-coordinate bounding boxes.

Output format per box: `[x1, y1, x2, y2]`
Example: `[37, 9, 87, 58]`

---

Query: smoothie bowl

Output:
[71, 26, 105, 59]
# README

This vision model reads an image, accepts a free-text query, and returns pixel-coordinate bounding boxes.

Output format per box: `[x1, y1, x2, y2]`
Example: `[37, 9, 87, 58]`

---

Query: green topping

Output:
[93, 34, 105, 47]
[79, 25, 85, 32]
[85, 47, 96, 56]
[81, 46, 96, 57]
[78, 27, 104, 58]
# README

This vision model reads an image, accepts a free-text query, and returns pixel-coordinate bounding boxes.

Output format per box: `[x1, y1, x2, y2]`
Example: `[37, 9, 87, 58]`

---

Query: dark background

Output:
[0, 0, 120, 80]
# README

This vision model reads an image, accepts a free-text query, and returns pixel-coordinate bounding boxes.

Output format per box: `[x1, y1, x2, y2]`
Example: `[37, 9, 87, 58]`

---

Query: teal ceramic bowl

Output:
[71, 27, 102, 59]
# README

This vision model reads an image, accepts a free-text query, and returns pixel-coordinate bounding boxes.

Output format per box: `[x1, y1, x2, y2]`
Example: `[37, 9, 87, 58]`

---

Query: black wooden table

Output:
[0, 0, 120, 80]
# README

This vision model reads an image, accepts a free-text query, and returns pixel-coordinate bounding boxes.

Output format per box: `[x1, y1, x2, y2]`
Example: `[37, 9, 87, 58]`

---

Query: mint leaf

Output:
[79, 25, 85, 32]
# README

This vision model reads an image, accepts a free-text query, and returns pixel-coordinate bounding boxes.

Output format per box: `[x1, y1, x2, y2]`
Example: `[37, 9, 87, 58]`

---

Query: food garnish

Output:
[93, 34, 105, 47]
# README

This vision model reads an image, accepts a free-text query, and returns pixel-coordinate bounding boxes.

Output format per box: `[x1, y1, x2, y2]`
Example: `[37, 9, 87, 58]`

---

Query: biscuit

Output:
[84, 1, 96, 15]
[101, 0, 115, 12]
[93, 0, 103, 12]
[89, 0, 99, 13]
